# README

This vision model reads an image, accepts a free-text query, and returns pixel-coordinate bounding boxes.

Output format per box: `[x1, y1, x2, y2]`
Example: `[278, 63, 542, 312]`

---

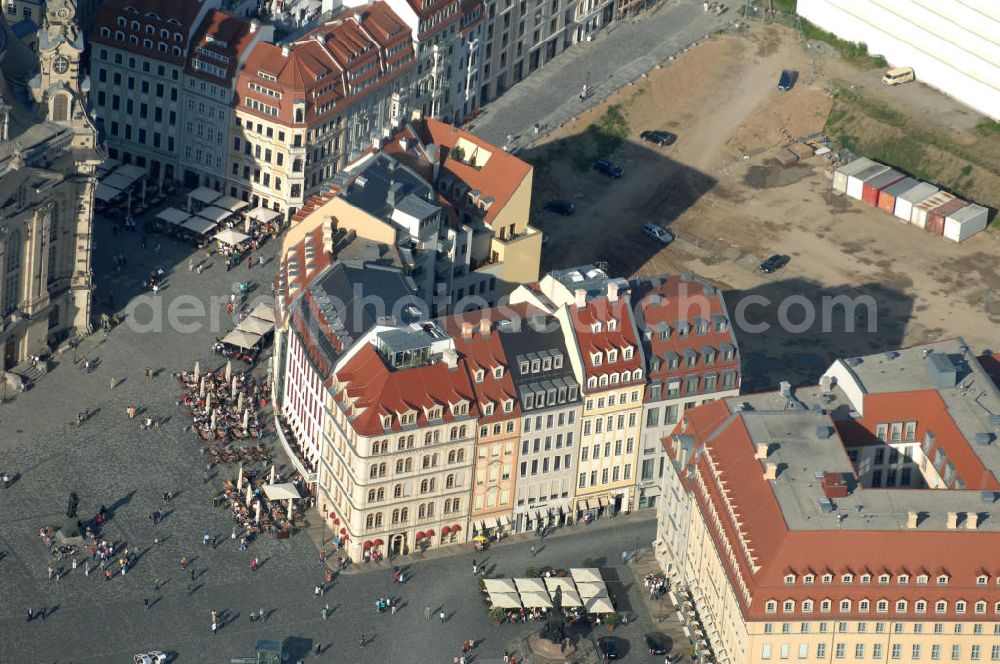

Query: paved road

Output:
[467, 0, 727, 149]
[0, 206, 671, 662]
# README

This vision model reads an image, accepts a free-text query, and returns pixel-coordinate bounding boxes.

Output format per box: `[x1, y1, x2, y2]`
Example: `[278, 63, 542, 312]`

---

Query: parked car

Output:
[545, 200, 576, 215]
[645, 632, 670, 655]
[882, 66, 915, 86]
[640, 130, 677, 146]
[597, 636, 619, 660]
[643, 223, 674, 245]
[777, 69, 796, 91]
[134, 653, 168, 664]
[594, 158, 623, 178]
[759, 254, 790, 273]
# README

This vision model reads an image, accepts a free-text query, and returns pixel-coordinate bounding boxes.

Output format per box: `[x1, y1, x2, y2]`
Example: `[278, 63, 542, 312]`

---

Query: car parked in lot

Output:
[777, 69, 796, 91]
[594, 158, 623, 178]
[597, 636, 619, 660]
[645, 632, 671, 655]
[544, 200, 576, 215]
[759, 254, 790, 273]
[640, 130, 677, 146]
[643, 223, 674, 245]
[134, 653, 168, 664]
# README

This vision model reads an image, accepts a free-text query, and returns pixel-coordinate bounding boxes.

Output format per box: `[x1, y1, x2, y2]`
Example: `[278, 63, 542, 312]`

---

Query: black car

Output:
[645, 632, 670, 655]
[759, 254, 791, 273]
[777, 69, 796, 91]
[594, 158, 624, 178]
[545, 200, 576, 215]
[597, 636, 619, 660]
[640, 130, 678, 146]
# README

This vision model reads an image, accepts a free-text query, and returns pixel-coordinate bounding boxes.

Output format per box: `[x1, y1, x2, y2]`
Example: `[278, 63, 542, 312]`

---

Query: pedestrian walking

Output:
[2, 472, 10, 488]
[250, 609, 257, 624]
[259, 607, 265, 623]
[26, 607, 33, 622]
[529, 545, 536, 558]
[322, 604, 329, 621]
[621, 550, 629, 564]
[144, 597, 150, 611]
[154, 577, 160, 591]
[145, 367, 153, 378]
[39, 607, 46, 621]
[425, 606, 432, 620]
[110, 377, 116, 391]
[190, 569, 196, 583]
[211, 621, 218, 635]
[48, 565, 53, 580]
[360, 633, 366, 648]
[314, 584, 322, 598]
[439, 610, 446, 623]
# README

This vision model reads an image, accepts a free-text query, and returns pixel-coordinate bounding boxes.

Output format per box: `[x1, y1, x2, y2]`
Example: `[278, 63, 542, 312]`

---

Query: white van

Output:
[882, 67, 915, 86]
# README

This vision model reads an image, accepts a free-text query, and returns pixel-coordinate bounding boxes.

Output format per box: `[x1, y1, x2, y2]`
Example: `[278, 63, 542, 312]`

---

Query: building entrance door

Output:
[390, 532, 408, 557]
[3, 338, 17, 370]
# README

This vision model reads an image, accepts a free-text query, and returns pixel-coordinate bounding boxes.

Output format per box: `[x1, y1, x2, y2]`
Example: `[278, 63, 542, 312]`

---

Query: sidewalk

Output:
[629, 551, 692, 661]
[466, 0, 727, 149]
[302, 509, 658, 575]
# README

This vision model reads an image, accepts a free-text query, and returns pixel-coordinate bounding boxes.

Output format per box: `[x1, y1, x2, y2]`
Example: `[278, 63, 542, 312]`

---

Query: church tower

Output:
[31, 0, 96, 149]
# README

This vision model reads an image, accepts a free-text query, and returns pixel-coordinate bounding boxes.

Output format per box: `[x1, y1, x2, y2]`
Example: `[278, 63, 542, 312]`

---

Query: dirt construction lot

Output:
[525, 24, 1000, 391]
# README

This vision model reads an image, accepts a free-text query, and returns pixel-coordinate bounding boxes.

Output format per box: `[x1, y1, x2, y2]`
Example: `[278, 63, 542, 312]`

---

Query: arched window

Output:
[459, 426, 467, 438]
[418, 504, 426, 519]
[404, 458, 412, 472]
[378, 462, 387, 477]
[447, 450, 456, 464]
[100, 27, 110, 37]
[367, 489, 376, 503]
[445, 474, 455, 489]
[450, 497, 459, 512]
[400, 507, 408, 522]
[420, 479, 429, 493]
[117, 16, 126, 27]
[366, 514, 374, 528]
[398, 437, 406, 450]
[406, 435, 414, 448]
[369, 464, 378, 479]
[449, 427, 458, 440]
[426, 502, 434, 517]
[395, 459, 404, 473]
[456, 449, 465, 462]
[422, 456, 431, 469]
[428, 479, 436, 492]
[443, 500, 451, 514]
[431, 453, 438, 467]
[145, 24, 154, 34]
[393, 484, 402, 498]
[160, 28, 169, 38]
[433, 430, 440, 443]
[376, 488, 384, 501]
[391, 509, 400, 524]
[425, 432, 433, 444]
[374, 513, 382, 526]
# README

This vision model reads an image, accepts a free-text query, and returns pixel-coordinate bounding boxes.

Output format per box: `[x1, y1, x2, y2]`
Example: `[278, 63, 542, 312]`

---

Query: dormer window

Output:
[841, 574, 853, 584]
[493, 366, 503, 379]
[897, 574, 909, 585]
[784, 574, 795, 585]
[591, 321, 602, 333]
[916, 574, 928, 585]
[542, 357, 552, 371]
[475, 369, 485, 383]
[822, 574, 833, 584]
[607, 349, 618, 363]
[145, 24, 153, 34]
[553, 354, 563, 369]
[381, 415, 392, 429]
[976, 575, 988, 586]
[503, 399, 513, 413]
[803, 574, 815, 585]
[523, 393, 534, 409]
[100, 27, 110, 37]
[131, 20, 140, 30]
[623, 346, 633, 360]
[878, 574, 890, 585]
[519, 361, 529, 374]
[608, 318, 618, 331]
[117, 16, 126, 27]
[428, 407, 442, 420]
[936, 575, 949, 585]
[609, 373, 619, 385]
[860, 574, 872, 584]
[483, 403, 494, 416]
[765, 600, 777, 614]
[592, 352, 603, 366]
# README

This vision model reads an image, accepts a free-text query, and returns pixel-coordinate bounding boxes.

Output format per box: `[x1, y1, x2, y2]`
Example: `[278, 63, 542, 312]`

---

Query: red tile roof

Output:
[383, 117, 532, 226]
[185, 10, 258, 85]
[668, 395, 1000, 624]
[634, 276, 740, 401]
[567, 296, 643, 386]
[440, 314, 521, 424]
[234, 3, 415, 126]
[334, 344, 478, 436]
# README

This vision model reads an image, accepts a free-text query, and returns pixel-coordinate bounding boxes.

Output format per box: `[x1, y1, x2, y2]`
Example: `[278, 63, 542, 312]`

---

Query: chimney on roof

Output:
[281, 45, 290, 57]
[607, 281, 619, 302]
[441, 347, 459, 370]
[461, 321, 474, 340]
[574, 289, 587, 309]
[966, 512, 979, 530]
[755, 443, 769, 459]
[906, 511, 919, 529]
[763, 462, 778, 481]
[479, 317, 491, 337]
[946, 512, 959, 529]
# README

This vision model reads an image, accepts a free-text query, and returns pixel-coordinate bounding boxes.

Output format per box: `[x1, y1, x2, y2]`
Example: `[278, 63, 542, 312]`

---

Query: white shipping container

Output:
[845, 163, 889, 201]
[911, 191, 955, 229]
[832, 158, 875, 194]
[943, 203, 989, 242]
[893, 182, 939, 222]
